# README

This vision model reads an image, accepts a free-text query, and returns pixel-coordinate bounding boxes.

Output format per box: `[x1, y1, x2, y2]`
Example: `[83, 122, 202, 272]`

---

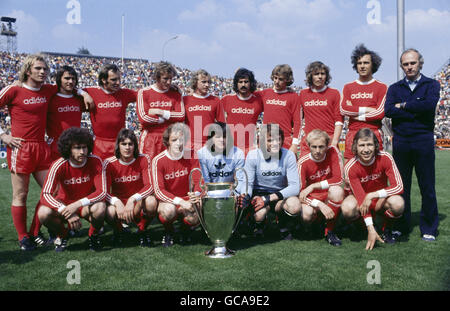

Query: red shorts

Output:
[48, 139, 61, 162]
[344, 128, 383, 160]
[299, 137, 310, 158]
[307, 190, 328, 204]
[93, 137, 115, 160]
[139, 131, 165, 160]
[282, 135, 293, 150]
[7, 141, 51, 174]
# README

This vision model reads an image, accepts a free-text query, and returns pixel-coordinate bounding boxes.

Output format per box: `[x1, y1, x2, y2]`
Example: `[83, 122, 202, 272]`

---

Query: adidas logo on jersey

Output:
[188, 105, 211, 112]
[64, 176, 90, 185]
[23, 96, 46, 105]
[165, 168, 188, 180]
[360, 172, 381, 183]
[231, 107, 255, 114]
[309, 167, 331, 180]
[209, 171, 233, 178]
[350, 92, 373, 99]
[58, 105, 80, 113]
[114, 174, 140, 183]
[98, 102, 122, 108]
[304, 99, 328, 106]
[261, 171, 282, 176]
[266, 99, 287, 106]
[149, 101, 172, 108]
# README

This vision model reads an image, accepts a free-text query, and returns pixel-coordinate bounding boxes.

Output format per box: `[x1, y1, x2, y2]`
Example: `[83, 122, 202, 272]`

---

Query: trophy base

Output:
[205, 246, 236, 258]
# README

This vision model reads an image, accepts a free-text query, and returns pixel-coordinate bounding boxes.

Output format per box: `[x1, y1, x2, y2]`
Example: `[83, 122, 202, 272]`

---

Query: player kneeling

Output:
[103, 128, 157, 247]
[245, 124, 301, 240]
[152, 123, 200, 247]
[342, 128, 404, 250]
[38, 127, 106, 252]
[298, 130, 344, 246]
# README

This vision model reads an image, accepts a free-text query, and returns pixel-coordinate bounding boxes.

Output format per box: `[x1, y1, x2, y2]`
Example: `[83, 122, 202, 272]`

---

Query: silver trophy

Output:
[189, 167, 248, 258]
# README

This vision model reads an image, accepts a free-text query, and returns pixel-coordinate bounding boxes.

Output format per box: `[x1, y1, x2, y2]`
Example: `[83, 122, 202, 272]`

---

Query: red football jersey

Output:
[103, 154, 154, 204]
[40, 155, 106, 210]
[46, 93, 82, 141]
[151, 150, 195, 204]
[184, 93, 226, 149]
[344, 151, 403, 208]
[0, 84, 57, 141]
[298, 146, 343, 206]
[221, 93, 263, 153]
[340, 79, 387, 131]
[256, 88, 301, 146]
[84, 87, 137, 140]
[137, 85, 185, 135]
[299, 87, 343, 139]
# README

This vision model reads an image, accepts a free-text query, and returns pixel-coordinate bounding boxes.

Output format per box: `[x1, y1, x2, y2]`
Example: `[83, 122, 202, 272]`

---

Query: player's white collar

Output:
[193, 92, 210, 99]
[357, 156, 375, 166]
[151, 84, 169, 93]
[309, 153, 327, 163]
[57, 93, 74, 98]
[237, 93, 253, 101]
[101, 87, 115, 95]
[22, 83, 41, 92]
[69, 158, 87, 168]
[272, 88, 288, 94]
[119, 157, 136, 166]
[311, 86, 328, 93]
[355, 78, 375, 85]
[165, 149, 183, 161]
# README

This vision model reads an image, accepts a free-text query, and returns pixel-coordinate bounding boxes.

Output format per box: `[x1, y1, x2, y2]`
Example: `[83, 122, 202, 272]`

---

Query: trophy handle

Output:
[189, 168, 208, 233]
[232, 167, 248, 233]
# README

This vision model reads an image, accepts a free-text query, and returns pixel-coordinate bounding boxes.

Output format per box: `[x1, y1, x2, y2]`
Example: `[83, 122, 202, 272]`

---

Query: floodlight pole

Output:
[397, 0, 405, 80]
[162, 35, 178, 61]
[121, 14, 125, 72]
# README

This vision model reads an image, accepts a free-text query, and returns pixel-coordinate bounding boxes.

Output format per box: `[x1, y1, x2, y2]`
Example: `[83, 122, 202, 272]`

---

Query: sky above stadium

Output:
[1, 0, 449, 89]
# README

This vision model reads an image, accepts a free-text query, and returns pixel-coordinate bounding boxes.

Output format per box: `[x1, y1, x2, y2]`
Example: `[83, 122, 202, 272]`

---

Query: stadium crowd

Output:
[433, 60, 450, 140]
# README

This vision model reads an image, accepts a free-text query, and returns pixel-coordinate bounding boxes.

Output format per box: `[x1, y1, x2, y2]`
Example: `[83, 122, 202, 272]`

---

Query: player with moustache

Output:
[152, 123, 200, 247]
[81, 64, 137, 160]
[37, 127, 107, 252]
[298, 62, 343, 157]
[221, 68, 263, 155]
[297, 129, 344, 246]
[137, 62, 185, 160]
[256, 64, 301, 156]
[342, 128, 404, 250]
[244, 123, 301, 240]
[340, 44, 387, 162]
[103, 128, 157, 247]
[0, 54, 91, 250]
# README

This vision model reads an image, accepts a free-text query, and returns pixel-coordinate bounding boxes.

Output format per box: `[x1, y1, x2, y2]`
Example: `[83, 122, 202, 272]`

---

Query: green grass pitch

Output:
[0, 151, 449, 291]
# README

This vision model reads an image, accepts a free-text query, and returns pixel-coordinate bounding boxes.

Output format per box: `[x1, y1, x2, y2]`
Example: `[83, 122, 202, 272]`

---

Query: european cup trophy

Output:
[189, 167, 248, 258]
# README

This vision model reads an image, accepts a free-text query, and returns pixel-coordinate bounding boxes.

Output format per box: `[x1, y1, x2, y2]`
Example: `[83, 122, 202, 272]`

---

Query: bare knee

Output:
[301, 204, 315, 223]
[341, 197, 358, 220]
[38, 205, 55, 223]
[90, 202, 106, 219]
[328, 186, 345, 202]
[387, 195, 404, 216]
[158, 203, 177, 222]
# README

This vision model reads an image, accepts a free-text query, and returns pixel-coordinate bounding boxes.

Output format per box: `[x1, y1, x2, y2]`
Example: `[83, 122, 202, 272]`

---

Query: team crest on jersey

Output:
[309, 167, 331, 180]
[360, 172, 381, 183]
[23, 96, 46, 105]
[350, 92, 373, 99]
[266, 99, 286, 106]
[64, 176, 90, 185]
[165, 168, 188, 180]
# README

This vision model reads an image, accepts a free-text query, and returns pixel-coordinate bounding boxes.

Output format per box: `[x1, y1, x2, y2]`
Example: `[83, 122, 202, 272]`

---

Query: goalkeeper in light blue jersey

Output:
[244, 123, 301, 240]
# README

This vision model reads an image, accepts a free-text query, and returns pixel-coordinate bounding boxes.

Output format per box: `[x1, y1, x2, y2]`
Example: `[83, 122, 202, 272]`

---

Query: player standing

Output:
[184, 69, 226, 152]
[340, 44, 387, 161]
[137, 62, 185, 160]
[297, 130, 344, 246]
[342, 128, 404, 250]
[103, 128, 157, 247]
[82, 64, 137, 160]
[257, 64, 301, 156]
[152, 123, 199, 246]
[221, 68, 263, 155]
[245, 123, 301, 240]
[38, 127, 106, 252]
[298, 62, 343, 157]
